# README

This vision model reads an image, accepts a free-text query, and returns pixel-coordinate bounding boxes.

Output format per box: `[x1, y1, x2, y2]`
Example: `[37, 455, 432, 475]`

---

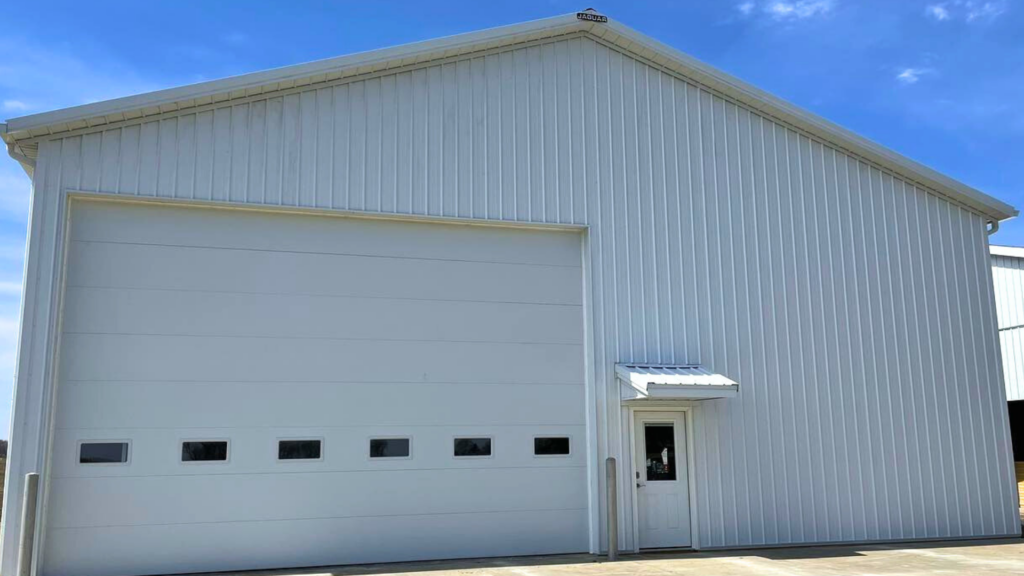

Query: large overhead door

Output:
[42, 200, 587, 576]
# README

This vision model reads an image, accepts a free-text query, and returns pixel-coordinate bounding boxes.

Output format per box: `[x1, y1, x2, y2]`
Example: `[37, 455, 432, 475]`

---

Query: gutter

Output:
[1, 124, 36, 176]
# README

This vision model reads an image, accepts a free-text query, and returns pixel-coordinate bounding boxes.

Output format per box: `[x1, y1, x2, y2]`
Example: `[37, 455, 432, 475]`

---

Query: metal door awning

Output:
[616, 363, 738, 400]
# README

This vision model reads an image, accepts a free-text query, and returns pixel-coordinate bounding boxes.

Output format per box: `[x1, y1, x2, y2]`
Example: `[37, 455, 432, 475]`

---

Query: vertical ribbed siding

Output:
[25, 36, 1018, 556]
[992, 254, 1024, 401]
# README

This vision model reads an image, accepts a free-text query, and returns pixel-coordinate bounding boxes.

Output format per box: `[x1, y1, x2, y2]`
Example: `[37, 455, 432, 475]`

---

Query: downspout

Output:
[987, 220, 1000, 236]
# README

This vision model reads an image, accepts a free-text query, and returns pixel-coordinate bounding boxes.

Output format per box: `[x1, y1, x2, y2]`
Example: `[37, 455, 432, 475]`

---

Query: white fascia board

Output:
[646, 384, 739, 400]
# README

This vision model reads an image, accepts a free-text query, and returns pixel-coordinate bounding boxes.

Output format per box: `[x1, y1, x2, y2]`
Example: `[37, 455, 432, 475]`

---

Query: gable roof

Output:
[2, 11, 1016, 221]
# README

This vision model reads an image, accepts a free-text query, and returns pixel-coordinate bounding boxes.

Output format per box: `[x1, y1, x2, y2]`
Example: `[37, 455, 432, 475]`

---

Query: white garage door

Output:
[42, 200, 587, 576]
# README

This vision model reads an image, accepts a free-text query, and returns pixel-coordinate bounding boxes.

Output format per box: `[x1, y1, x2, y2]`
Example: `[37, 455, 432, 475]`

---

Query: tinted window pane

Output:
[181, 441, 228, 462]
[79, 442, 128, 464]
[454, 437, 491, 457]
[278, 440, 321, 460]
[644, 424, 676, 481]
[534, 437, 570, 456]
[370, 438, 410, 458]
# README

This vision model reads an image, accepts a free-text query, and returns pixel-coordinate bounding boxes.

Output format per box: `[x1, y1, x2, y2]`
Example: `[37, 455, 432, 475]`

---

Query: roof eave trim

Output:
[3, 13, 586, 135]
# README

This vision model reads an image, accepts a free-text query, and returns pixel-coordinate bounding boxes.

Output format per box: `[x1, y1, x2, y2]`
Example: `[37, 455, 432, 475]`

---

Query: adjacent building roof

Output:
[616, 363, 738, 400]
[1, 10, 1016, 221]
[991, 245, 1024, 259]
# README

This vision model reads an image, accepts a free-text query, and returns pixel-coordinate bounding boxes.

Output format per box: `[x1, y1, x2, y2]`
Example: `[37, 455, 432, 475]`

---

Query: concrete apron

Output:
[186, 539, 1024, 576]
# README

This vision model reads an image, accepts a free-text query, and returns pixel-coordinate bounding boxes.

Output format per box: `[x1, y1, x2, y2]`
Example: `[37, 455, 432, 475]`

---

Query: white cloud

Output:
[925, 4, 951, 20]
[896, 67, 934, 85]
[736, 0, 835, 21]
[966, 1, 1007, 21]
[1, 100, 30, 113]
[765, 0, 835, 19]
[924, 1, 1008, 22]
[0, 37, 164, 115]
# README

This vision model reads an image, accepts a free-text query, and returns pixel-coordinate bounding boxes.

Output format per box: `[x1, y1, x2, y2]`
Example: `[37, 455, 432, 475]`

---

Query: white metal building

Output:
[992, 246, 1024, 402]
[0, 11, 1020, 576]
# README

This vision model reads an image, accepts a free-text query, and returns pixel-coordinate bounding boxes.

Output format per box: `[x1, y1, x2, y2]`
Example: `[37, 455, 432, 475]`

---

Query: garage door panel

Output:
[60, 334, 583, 384]
[43, 509, 589, 576]
[70, 201, 583, 268]
[56, 381, 585, 430]
[48, 467, 588, 528]
[47, 202, 587, 576]
[51, 425, 588, 479]
[63, 287, 584, 345]
[67, 241, 582, 305]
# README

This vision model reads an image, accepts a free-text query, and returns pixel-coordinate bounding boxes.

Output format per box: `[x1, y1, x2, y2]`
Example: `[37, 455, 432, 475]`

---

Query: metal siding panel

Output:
[230, 105, 251, 204]
[247, 101, 267, 206]
[174, 114, 196, 200]
[192, 111, 214, 201]
[79, 133, 102, 192]
[211, 108, 232, 202]
[20, 38, 1017, 569]
[156, 117, 178, 198]
[364, 78, 382, 213]
[98, 128, 122, 193]
[992, 252, 1024, 401]
[137, 121, 159, 196]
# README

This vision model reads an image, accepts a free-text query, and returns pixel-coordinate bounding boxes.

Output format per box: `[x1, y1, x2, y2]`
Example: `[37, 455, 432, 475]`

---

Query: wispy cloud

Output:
[0, 37, 164, 117]
[765, 0, 836, 19]
[925, 1, 1008, 22]
[925, 4, 951, 20]
[966, 1, 1008, 21]
[1, 100, 30, 113]
[736, 0, 836, 20]
[896, 67, 934, 84]
[0, 172, 30, 224]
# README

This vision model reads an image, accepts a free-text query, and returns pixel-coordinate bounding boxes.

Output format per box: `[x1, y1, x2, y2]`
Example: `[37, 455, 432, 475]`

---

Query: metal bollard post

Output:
[18, 473, 40, 576]
[606, 457, 617, 561]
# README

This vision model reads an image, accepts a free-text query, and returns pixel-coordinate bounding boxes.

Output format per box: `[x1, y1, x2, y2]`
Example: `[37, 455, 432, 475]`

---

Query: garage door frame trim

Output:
[25, 189, 601, 574]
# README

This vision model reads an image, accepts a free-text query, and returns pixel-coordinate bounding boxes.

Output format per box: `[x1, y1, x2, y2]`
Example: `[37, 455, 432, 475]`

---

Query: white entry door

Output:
[634, 411, 691, 549]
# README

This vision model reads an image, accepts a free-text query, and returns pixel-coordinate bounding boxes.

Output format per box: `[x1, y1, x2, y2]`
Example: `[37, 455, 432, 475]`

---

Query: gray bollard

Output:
[18, 473, 40, 576]
[606, 457, 617, 561]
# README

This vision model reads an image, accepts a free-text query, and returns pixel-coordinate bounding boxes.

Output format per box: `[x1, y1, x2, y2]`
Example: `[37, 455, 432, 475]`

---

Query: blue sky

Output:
[0, 0, 1021, 435]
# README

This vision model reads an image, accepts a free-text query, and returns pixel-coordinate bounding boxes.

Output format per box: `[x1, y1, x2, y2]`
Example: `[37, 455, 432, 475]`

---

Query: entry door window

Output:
[644, 423, 676, 481]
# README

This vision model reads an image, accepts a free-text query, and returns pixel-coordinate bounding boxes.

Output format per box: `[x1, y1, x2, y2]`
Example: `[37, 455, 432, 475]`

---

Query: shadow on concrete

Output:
[181, 537, 1022, 576]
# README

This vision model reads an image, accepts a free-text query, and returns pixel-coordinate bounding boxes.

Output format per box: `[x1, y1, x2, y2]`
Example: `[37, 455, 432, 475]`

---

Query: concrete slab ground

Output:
[194, 539, 1024, 576]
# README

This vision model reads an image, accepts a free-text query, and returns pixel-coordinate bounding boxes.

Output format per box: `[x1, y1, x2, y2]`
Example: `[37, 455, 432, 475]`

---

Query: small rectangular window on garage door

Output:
[181, 440, 229, 462]
[278, 439, 322, 461]
[534, 436, 571, 456]
[453, 437, 492, 458]
[369, 437, 411, 459]
[79, 441, 130, 464]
